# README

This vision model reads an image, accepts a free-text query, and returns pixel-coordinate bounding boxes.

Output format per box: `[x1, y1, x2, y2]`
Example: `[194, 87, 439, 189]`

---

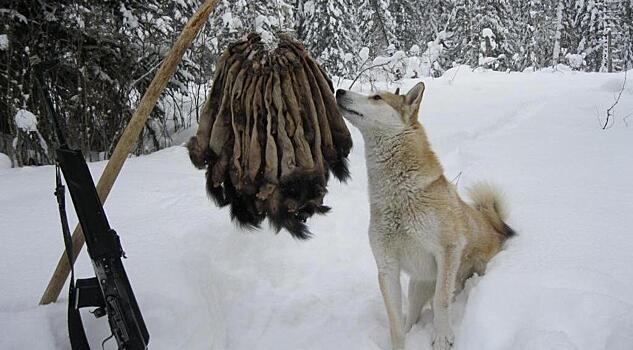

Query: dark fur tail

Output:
[469, 182, 516, 238]
[200, 140, 338, 239]
[329, 157, 350, 182]
[268, 204, 330, 240]
[269, 213, 311, 239]
[225, 181, 265, 230]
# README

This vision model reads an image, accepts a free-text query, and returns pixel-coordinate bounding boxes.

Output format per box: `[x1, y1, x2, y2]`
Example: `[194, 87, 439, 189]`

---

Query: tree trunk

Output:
[552, 0, 564, 66]
[607, 29, 613, 72]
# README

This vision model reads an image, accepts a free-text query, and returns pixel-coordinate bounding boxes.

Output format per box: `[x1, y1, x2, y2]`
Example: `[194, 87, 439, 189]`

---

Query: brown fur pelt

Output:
[187, 33, 352, 239]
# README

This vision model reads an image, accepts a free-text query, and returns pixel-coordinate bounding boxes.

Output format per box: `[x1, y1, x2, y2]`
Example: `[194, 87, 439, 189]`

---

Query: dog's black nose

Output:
[336, 89, 346, 98]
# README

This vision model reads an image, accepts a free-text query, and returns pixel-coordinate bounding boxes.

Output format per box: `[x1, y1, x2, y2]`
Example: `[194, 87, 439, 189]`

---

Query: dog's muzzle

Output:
[336, 89, 363, 118]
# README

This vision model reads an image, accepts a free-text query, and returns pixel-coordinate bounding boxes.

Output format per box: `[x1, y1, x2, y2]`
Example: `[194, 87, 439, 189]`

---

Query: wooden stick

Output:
[39, 0, 221, 305]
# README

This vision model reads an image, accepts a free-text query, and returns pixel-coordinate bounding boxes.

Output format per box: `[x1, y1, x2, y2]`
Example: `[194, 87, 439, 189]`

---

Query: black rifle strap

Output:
[37, 68, 92, 349]
[55, 164, 90, 350]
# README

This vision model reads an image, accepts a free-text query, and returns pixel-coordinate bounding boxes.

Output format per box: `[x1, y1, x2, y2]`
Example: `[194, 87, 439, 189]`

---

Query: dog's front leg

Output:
[431, 244, 462, 350]
[378, 268, 405, 350]
[405, 279, 434, 332]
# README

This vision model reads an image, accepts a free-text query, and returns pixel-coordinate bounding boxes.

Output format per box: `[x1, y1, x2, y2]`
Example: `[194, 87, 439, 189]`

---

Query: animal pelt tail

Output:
[469, 182, 516, 238]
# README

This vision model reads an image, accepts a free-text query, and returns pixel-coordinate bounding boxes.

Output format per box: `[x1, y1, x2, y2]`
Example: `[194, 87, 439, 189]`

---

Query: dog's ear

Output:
[404, 82, 425, 123]
[404, 82, 425, 108]
[394, 87, 400, 95]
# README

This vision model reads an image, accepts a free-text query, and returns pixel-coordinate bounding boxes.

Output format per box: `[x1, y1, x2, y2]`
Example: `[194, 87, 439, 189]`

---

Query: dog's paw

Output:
[432, 331, 454, 350]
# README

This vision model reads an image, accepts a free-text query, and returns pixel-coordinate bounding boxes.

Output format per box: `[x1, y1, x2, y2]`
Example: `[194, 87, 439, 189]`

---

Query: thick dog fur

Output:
[336, 83, 514, 350]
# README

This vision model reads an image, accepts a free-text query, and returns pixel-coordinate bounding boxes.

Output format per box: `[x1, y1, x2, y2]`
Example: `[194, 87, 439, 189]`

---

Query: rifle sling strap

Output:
[55, 164, 96, 350]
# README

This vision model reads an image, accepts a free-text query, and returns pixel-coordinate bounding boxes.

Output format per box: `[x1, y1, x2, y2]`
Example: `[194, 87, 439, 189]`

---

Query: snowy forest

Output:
[2, 1, 633, 349]
[1, 0, 632, 167]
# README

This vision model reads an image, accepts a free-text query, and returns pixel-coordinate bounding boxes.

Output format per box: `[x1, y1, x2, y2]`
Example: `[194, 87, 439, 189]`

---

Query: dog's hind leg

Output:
[378, 269, 405, 350]
[405, 279, 434, 332]
[431, 243, 463, 350]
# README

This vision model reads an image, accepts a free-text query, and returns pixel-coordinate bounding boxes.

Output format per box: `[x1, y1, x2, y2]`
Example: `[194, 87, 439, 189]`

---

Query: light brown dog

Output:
[336, 83, 515, 350]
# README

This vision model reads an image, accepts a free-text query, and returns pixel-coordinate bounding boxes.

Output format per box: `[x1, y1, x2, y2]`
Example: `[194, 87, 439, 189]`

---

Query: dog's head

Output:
[335, 82, 425, 133]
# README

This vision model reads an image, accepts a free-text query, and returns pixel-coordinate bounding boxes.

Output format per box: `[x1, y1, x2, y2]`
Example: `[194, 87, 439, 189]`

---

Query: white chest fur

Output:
[363, 133, 443, 279]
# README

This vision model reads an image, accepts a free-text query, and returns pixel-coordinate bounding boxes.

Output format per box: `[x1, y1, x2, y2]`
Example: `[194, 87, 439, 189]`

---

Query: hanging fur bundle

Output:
[187, 33, 352, 239]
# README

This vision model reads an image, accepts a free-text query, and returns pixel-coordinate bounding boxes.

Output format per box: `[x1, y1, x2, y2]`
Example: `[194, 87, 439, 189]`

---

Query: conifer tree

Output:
[623, 0, 633, 68]
[297, 0, 359, 75]
[388, 0, 424, 51]
[511, 0, 556, 70]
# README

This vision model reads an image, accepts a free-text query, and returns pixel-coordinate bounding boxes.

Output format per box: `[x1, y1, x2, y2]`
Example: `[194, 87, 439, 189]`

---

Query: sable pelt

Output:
[187, 33, 352, 239]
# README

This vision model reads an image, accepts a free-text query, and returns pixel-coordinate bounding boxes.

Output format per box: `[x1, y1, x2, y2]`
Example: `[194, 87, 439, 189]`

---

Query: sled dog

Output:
[336, 83, 515, 350]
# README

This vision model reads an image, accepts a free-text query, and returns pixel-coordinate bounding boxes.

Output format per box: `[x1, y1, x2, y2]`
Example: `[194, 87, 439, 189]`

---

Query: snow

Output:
[119, 4, 138, 29]
[221, 11, 242, 33]
[344, 52, 354, 63]
[302, 1, 315, 16]
[14, 109, 48, 154]
[478, 56, 498, 67]
[2, 70, 633, 349]
[565, 53, 584, 69]
[0, 153, 11, 169]
[14, 109, 38, 132]
[0, 34, 8, 50]
[359, 47, 370, 62]
[357, 36, 447, 81]
[480, 28, 498, 53]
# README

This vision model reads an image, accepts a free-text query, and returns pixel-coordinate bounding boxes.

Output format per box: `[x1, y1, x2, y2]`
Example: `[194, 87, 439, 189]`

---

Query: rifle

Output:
[39, 74, 150, 349]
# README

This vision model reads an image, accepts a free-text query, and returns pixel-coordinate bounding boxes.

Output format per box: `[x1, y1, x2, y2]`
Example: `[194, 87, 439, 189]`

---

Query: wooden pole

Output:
[39, 0, 221, 305]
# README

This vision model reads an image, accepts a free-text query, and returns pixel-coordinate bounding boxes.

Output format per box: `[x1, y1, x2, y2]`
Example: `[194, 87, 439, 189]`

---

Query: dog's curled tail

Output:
[469, 182, 516, 238]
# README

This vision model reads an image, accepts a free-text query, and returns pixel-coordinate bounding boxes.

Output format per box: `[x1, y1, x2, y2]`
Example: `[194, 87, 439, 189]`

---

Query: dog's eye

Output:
[371, 95, 382, 101]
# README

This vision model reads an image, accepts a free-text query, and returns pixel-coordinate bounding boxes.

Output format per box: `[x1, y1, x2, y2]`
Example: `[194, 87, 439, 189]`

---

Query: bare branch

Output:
[130, 58, 165, 89]
[448, 65, 462, 85]
[348, 61, 392, 90]
[602, 70, 627, 130]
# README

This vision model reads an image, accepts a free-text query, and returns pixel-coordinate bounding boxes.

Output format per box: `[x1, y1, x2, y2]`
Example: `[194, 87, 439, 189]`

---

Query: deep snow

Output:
[0, 153, 10, 169]
[1, 68, 633, 350]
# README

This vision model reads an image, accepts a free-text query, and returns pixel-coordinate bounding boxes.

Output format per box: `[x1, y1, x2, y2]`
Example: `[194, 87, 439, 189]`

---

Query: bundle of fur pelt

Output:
[187, 33, 352, 239]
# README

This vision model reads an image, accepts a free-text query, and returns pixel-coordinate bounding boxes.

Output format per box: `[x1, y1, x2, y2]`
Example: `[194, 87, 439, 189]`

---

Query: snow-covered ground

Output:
[1, 68, 632, 350]
[0, 153, 10, 169]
